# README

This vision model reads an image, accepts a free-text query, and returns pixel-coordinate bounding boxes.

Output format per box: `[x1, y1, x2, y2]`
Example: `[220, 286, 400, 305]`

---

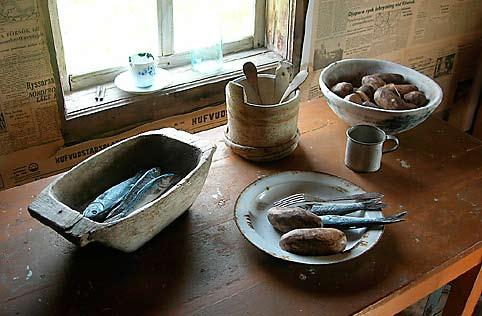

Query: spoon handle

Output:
[279, 70, 308, 103]
[243, 62, 263, 104]
[274, 63, 290, 103]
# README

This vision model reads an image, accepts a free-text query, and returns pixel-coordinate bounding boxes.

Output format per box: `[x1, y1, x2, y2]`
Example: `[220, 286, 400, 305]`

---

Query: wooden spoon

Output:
[279, 70, 308, 104]
[243, 62, 263, 104]
[274, 63, 290, 103]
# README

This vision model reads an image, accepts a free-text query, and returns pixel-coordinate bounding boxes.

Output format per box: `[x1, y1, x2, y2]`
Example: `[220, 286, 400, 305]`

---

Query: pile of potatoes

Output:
[268, 206, 347, 256]
[331, 73, 428, 110]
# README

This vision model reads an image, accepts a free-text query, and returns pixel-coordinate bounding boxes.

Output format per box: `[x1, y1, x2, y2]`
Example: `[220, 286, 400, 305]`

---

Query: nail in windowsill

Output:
[95, 85, 106, 102]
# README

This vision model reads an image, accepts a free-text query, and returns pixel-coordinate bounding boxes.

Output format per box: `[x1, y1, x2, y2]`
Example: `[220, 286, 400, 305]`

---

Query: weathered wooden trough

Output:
[28, 128, 216, 252]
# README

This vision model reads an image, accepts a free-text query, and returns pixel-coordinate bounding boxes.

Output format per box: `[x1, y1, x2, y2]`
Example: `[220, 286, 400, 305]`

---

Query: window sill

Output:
[62, 48, 284, 144]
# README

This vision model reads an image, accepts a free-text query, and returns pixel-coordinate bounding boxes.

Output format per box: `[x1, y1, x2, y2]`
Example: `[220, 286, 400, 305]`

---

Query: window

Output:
[49, 0, 304, 144]
[54, 0, 265, 91]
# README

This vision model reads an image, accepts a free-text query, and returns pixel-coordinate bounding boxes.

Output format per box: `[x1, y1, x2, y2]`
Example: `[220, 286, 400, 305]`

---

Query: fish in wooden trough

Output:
[83, 171, 144, 221]
[103, 167, 163, 219]
[267, 206, 406, 232]
[105, 173, 180, 222]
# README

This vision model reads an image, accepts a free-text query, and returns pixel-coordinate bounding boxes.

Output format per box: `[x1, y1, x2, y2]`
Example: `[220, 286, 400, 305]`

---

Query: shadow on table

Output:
[49, 211, 193, 315]
[242, 144, 325, 175]
[252, 227, 402, 296]
[358, 157, 429, 191]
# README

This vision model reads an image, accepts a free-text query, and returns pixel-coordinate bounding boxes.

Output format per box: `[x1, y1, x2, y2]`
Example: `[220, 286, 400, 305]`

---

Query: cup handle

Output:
[383, 135, 399, 154]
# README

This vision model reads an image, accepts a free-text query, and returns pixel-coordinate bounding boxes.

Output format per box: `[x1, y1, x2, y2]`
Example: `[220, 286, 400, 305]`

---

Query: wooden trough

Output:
[28, 128, 216, 252]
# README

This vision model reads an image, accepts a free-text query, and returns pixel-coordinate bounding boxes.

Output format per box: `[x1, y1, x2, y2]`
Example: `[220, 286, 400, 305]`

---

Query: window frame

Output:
[51, 0, 267, 91]
[43, 0, 308, 144]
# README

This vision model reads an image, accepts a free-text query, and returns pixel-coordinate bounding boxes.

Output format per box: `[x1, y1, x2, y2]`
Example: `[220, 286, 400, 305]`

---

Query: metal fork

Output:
[272, 192, 383, 208]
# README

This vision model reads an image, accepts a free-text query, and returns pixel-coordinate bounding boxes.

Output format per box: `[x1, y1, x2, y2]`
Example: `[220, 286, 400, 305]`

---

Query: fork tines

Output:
[273, 192, 383, 208]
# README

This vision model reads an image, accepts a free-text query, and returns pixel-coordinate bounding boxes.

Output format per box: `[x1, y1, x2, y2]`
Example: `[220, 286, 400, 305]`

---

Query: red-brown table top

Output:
[1, 99, 481, 315]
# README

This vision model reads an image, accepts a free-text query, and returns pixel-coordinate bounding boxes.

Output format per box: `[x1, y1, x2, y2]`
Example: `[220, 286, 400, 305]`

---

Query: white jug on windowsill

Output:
[129, 52, 156, 88]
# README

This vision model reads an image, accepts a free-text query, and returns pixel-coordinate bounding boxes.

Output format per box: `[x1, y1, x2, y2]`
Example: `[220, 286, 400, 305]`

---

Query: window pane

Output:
[173, 0, 255, 53]
[57, 0, 158, 75]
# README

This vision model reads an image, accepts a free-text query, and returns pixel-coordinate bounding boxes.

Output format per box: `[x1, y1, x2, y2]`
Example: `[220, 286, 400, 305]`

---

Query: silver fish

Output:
[105, 167, 163, 219]
[83, 171, 144, 221]
[267, 207, 406, 231]
[309, 199, 385, 216]
[320, 212, 407, 229]
[105, 173, 179, 222]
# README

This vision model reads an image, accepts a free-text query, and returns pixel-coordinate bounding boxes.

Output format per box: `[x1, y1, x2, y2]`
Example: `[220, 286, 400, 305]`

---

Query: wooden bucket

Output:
[225, 74, 300, 160]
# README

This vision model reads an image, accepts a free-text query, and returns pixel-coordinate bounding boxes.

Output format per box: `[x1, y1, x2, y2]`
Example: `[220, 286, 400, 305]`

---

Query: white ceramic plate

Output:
[114, 69, 171, 95]
[234, 171, 384, 265]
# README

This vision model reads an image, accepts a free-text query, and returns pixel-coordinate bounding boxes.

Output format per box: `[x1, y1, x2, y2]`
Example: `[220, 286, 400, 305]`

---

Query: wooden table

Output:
[1, 99, 481, 316]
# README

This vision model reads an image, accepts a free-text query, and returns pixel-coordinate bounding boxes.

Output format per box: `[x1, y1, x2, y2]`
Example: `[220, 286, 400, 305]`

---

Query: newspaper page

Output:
[0, 0, 62, 156]
[0, 102, 227, 190]
[402, 39, 459, 110]
[301, 0, 482, 104]
[410, 0, 481, 46]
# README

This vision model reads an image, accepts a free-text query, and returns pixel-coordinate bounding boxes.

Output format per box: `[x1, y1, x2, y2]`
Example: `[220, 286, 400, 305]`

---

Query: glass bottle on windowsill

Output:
[190, 2, 223, 74]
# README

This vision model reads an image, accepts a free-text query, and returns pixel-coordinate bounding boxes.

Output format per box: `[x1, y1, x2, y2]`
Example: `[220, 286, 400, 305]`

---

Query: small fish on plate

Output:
[320, 212, 406, 229]
[105, 173, 180, 222]
[83, 170, 144, 221]
[309, 199, 385, 216]
[267, 206, 406, 232]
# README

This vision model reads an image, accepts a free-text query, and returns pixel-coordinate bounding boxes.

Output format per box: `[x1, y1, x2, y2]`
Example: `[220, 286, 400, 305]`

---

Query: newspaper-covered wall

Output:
[0, 0, 481, 190]
[0, 102, 227, 191]
[0, 0, 62, 156]
[301, 0, 482, 111]
[0, 0, 229, 192]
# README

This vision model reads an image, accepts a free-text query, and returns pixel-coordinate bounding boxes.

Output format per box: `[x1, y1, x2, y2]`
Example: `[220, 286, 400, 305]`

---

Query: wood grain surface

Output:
[1, 99, 481, 316]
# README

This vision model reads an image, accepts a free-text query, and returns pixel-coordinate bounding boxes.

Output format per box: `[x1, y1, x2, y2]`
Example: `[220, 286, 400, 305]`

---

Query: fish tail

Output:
[105, 204, 121, 219]
[381, 211, 407, 222]
[104, 213, 124, 223]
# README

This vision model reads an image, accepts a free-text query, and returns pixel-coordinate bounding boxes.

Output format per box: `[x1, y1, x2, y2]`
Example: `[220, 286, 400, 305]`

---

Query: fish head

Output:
[83, 202, 104, 219]
[148, 167, 163, 178]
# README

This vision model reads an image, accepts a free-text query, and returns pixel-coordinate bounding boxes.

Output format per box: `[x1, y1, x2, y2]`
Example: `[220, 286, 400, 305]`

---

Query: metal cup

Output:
[345, 125, 399, 172]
